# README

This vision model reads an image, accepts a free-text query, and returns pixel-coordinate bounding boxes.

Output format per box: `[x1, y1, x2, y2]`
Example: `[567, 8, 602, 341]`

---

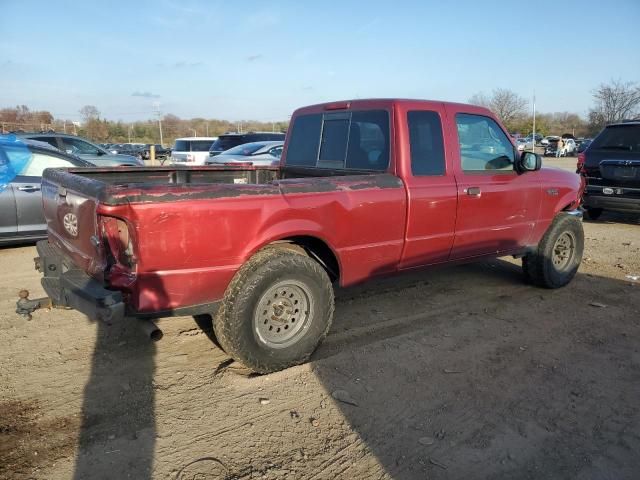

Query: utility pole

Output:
[128, 124, 132, 143]
[532, 91, 536, 152]
[153, 102, 163, 146]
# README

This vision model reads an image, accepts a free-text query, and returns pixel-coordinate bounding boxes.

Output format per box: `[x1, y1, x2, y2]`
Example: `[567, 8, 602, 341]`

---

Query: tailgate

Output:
[41, 168, 105, 278]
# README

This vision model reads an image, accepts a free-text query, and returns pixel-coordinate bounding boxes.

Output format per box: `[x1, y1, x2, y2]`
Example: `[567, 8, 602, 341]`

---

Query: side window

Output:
[408, 111, 445, 176]
[61, 138, 100, 155]
[286, 114, 322, 167]
[21, 153, 74, 177]
[456, 114, 514, 172]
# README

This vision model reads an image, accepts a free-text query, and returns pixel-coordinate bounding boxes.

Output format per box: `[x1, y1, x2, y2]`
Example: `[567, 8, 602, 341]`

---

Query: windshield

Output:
[221, 142, 265, 156]
[591, 125, 640, 151]
[173, 140, 215, 152]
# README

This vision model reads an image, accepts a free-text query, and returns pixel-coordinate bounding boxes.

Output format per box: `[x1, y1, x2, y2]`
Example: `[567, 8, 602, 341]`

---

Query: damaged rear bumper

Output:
[35, 240, 125, 323]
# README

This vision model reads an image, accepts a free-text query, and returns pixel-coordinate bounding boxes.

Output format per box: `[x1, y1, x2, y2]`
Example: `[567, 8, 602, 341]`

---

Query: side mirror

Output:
[518, 151, 541, 172]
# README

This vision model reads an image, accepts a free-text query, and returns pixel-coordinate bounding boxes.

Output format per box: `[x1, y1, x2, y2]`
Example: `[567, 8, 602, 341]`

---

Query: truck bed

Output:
[43, 165, 399, 205]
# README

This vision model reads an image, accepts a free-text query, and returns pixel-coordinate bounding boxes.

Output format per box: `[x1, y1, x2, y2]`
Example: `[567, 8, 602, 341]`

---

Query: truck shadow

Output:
[308, 262, 640, 479]
[72, 309, 158, 479]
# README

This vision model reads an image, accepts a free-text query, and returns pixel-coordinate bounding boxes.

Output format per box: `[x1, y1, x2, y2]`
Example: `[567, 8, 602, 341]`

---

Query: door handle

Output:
[465, 187, 481, 196]
[17, 186, 41, 192]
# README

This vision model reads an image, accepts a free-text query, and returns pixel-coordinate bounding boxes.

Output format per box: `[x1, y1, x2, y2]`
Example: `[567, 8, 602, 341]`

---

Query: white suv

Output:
[170, 137, 217, 165]
[562, 138, 577, 156]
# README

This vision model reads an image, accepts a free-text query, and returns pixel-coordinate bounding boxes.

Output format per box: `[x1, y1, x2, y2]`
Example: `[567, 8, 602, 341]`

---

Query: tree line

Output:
[0, 105, 289, 146]
[468, 79, 640, 137]
[1, 79, 638, 144]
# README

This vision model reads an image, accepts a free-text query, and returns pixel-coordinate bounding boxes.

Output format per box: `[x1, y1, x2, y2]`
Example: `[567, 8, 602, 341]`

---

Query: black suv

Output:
[578, 121, 640, 219]
[209, 132, 285, 157]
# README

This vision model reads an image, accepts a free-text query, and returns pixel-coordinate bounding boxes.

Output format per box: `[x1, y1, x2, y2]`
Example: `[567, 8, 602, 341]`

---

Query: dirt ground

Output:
[1, 158, 639, 480]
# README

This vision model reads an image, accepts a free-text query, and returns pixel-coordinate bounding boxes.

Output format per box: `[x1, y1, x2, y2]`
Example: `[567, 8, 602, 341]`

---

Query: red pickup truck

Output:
[33, 99, 584, 372]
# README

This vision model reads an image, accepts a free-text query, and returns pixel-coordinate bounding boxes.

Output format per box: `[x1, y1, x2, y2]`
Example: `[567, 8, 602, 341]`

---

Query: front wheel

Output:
[213, 247, 334, 373]
[523, 214, 584, 288]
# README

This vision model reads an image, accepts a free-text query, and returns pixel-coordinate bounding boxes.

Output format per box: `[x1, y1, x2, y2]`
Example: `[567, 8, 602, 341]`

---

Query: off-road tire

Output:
[213, 247, 334, 373]
[584, 208, 603, 221]
[523, 214, 584, 288]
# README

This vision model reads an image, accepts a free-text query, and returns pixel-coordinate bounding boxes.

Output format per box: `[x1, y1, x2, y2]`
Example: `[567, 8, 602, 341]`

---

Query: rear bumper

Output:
[584, 186, 640, 213]
[35, 240, 125, 323]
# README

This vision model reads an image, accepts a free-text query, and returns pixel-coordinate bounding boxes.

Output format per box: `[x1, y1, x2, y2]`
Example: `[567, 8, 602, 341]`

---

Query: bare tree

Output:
[79, 105, 100, 123]
[589, 80, 640, 130]
[468, 92, 490, 108]
[468, 88, 528, 128]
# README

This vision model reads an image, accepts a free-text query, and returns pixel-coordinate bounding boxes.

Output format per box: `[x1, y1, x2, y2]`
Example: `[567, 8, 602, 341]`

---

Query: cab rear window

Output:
[286, 110, 389, 170]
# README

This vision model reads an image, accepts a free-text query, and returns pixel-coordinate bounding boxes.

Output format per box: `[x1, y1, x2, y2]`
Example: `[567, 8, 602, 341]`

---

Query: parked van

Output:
[170, 137, 217, 165]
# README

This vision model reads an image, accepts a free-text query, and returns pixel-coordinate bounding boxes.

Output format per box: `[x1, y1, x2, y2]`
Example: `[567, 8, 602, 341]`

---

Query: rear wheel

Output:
[213, 247, 334, 373]
[523, 214, 584, 288]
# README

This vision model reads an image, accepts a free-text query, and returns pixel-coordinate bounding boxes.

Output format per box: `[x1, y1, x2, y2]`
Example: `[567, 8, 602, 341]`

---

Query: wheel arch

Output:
[250, 234, 341, 283]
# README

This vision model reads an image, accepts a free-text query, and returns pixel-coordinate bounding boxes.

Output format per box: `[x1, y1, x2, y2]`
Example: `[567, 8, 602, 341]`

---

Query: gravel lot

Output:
[1, 157, 639, 479]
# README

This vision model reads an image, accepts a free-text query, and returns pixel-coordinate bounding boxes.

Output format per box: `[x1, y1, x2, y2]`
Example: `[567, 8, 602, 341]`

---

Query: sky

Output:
[1, 0, 639, 122]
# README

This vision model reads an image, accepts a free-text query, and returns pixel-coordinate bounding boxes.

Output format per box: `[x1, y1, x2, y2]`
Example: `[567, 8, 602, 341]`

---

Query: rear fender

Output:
[243, 220, 343, 278]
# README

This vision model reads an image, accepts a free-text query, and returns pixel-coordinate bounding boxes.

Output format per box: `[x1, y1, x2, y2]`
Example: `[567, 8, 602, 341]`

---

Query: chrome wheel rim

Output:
[253, 280, 313, 349]
[552, 231, 575, 271]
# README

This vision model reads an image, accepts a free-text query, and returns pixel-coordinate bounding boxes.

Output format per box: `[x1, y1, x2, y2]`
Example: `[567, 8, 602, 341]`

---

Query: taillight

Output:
[324, 101, 351, 110]
[577, 153, 586, 174]
[98, 216, 135, 269]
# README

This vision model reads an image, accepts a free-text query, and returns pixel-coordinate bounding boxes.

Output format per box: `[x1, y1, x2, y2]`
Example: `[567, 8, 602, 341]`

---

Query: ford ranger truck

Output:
[34, 99, 585, 373]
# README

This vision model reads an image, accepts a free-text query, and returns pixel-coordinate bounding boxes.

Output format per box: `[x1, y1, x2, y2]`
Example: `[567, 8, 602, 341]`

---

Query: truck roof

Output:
[292, 98, 495, 116]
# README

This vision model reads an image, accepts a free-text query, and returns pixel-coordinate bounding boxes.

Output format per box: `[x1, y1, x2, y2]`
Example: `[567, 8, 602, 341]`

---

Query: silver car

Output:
[18, 133, 143, 166]
[205, 141, 284, 167]
[0, 138, 93, 245]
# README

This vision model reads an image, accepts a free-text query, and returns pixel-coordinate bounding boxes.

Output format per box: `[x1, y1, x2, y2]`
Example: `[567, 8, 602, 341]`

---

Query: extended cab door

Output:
[445, 107, 540, 259]
[398, 105, 458, 268]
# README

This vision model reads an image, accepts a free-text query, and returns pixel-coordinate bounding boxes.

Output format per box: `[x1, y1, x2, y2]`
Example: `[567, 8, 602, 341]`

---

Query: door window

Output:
[456, 114, 514, 172]
[408, 110, 445, 176]
[60, 137, 101, 155]
[20, 153, 74, 177]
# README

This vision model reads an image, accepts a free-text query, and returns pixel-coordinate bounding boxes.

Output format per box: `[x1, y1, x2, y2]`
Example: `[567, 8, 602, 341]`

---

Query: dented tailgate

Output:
[41, 168, 106, 279]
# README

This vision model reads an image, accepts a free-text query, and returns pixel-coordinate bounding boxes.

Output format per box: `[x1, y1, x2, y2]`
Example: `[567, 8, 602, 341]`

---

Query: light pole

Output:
[532, 91, 536, 152]
[153, 102, 163, 146]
